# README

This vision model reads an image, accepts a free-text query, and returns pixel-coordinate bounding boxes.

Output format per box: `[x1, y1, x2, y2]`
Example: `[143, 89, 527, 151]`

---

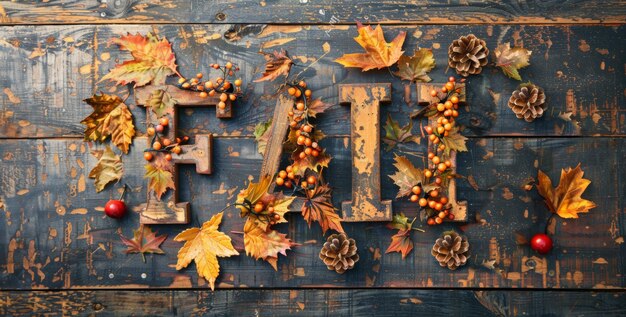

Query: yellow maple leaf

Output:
[174, 212, 239, 290]
[537, 164, 596, 219]
[335, 23, 406, 71]
[82, 93, 135, 154]
[88, 145, 123, 193]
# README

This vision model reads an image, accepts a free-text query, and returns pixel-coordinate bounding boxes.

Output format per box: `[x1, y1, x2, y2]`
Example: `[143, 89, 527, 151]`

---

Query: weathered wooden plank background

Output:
[0, 0, 625, 315]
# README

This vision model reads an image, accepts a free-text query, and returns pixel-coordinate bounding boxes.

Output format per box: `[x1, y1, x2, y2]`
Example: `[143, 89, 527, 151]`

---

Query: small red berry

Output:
[530, 233, 553, 254]
[104, 200, 126, 219]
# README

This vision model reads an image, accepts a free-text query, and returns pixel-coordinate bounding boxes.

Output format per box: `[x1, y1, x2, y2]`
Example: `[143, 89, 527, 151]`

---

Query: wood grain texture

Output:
[0, 25, 624, 139]
[0, 1, 625, 24]
[339, 83, 392, 222]
[1, 289, 625, 316]
[1, 137, 623, 290]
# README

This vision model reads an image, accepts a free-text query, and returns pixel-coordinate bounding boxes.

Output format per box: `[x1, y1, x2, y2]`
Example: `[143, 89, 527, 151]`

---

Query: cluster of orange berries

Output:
[413, 77, 462, 225]
[275, 80, 323, 190]
[178, 62, 242, 110]
[250, 201, 282, 225]
[143, 117, 189, 162]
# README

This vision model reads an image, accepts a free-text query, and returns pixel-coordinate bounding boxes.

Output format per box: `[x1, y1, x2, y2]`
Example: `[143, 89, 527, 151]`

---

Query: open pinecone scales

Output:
[431, 231, 469, 270]
[319, 233, 359, 274]
[448, 34, 489, 77]
[508, 84, 547, 122]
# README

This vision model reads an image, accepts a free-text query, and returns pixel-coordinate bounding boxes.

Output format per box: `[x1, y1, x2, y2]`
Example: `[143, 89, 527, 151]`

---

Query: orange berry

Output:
[182, 82, 191, 89]
[304, 147, 312, 155]
[205, 81, 214, 89]
[159, 117, 169, 126]
[424, 126, 433, 134]
[438, 163, 447, 172]
[440, 197, 448, 204]
[437, 126, 445, 135]
[419, 198, 428, 207]
[278, 171, 287, 179]
[208, 90, 216, 97]
[448, 214, 455, 220]
[311, 142, 318, 149]
[301, 181, 308, 188]
[152, 141, 162, 150]
[172, 146, 181, 154]
[435, 203, 443, 211]
[220, 93, 228, 102]
[427, 218, 436, 225]
[445, 160, 452, 167]
[178, 77, 186, 84]
[234, 79, 242, 87]
[450, 95, 459, 104]
[199, 91, 208, 98]
[296, 102, 305, 111]
[445, 82, 455, 91]
[165, 153, 172, 161]
[432, 156, 440, 164]
[444, 101, 453, 109]
[428, 152, 435, 159]
[304, 138, 312, 147]
[147, 127, 155, 136]
[307, 175, 316, 184]
[437, 103, 445, 112]
[254, 203, 264, 213]
[448, 76, 456, 82]
[438, 211, 446, 219]
[410, 194, 419, 202]
[143, 152, 153, 161]
[287, 172, 295, 179]
[430, 190, 439, 198]
[276, 177, 285, 186]
[424, 170, 432, 178]
[429, 134, 437, 142]
[225, 62, 233, 69]
[222, 82, 231, 90]
[303, 125, 312, 133]
[162, 138, 172, 146]
[452, 110, 459, 117]
[294, 89, 302, 97]
[297, 136, 305, 145]
[304, 89, 312, 97]
[286, 166, 293, 173]
[441, 87, 448, 93]
[435, 217, 443, 224]
[218, 101, 226, 109]
[428, 200, 436, 208]
[299, 152, 306, 159]
[298, 80, 307, 88]
[430, 90, 438, 97]
[412, 185, 422, 195]
[311, 149, 320, 157]
[284, 180, 292, 188]
[287, 87, 296, 95]
[229, 94, 237, 101]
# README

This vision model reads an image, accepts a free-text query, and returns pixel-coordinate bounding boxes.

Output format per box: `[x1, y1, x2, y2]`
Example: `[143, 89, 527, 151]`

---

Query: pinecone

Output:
[431, 231, 469, 270]
[448, 34, 489, 77]
[508, 84, 547, 122]
[319, 233, 359, 274]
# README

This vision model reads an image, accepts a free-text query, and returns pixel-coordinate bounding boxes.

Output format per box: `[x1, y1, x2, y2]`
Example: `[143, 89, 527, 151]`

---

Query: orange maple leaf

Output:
[385, 229, 413, 259]
[102, 33, 181, 87]
[144, 154, 175, 200]
[302, 185, 344, 234]
[243, 218, 295, 270]
[119, 225, 167, 262]
[335, 23, 406, 71]
[537, 164, 596, 219]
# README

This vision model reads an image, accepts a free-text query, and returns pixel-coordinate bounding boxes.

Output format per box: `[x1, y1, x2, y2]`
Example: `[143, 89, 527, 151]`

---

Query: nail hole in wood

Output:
[215, 12, 226, 21]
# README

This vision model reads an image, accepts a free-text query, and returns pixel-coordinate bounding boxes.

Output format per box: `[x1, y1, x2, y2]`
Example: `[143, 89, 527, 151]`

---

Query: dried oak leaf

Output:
[389, 154, 423, 198]
[145, 89, 176, 118]
[144, 154, 175, 200]
[394, 48, 436, 82]
[441, 126, 468, 156]
[494, 43, 532, 81]
[243, 218, 295, 270]
[82, 93, 136, 154]
[253, 119, 272, 155]
[174, 212, 239, 290]
[302, 185, 344, 234]
[335, 22, 406, 71]
[383, 114, 420, 151]
[537, 164, 596, 219]
[255, 49, 293, 82]
[385, 213, 414, 259]
[120, 225, 167, 262]
[101, 32, 181, 87]
[88, 145, 123, 193]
